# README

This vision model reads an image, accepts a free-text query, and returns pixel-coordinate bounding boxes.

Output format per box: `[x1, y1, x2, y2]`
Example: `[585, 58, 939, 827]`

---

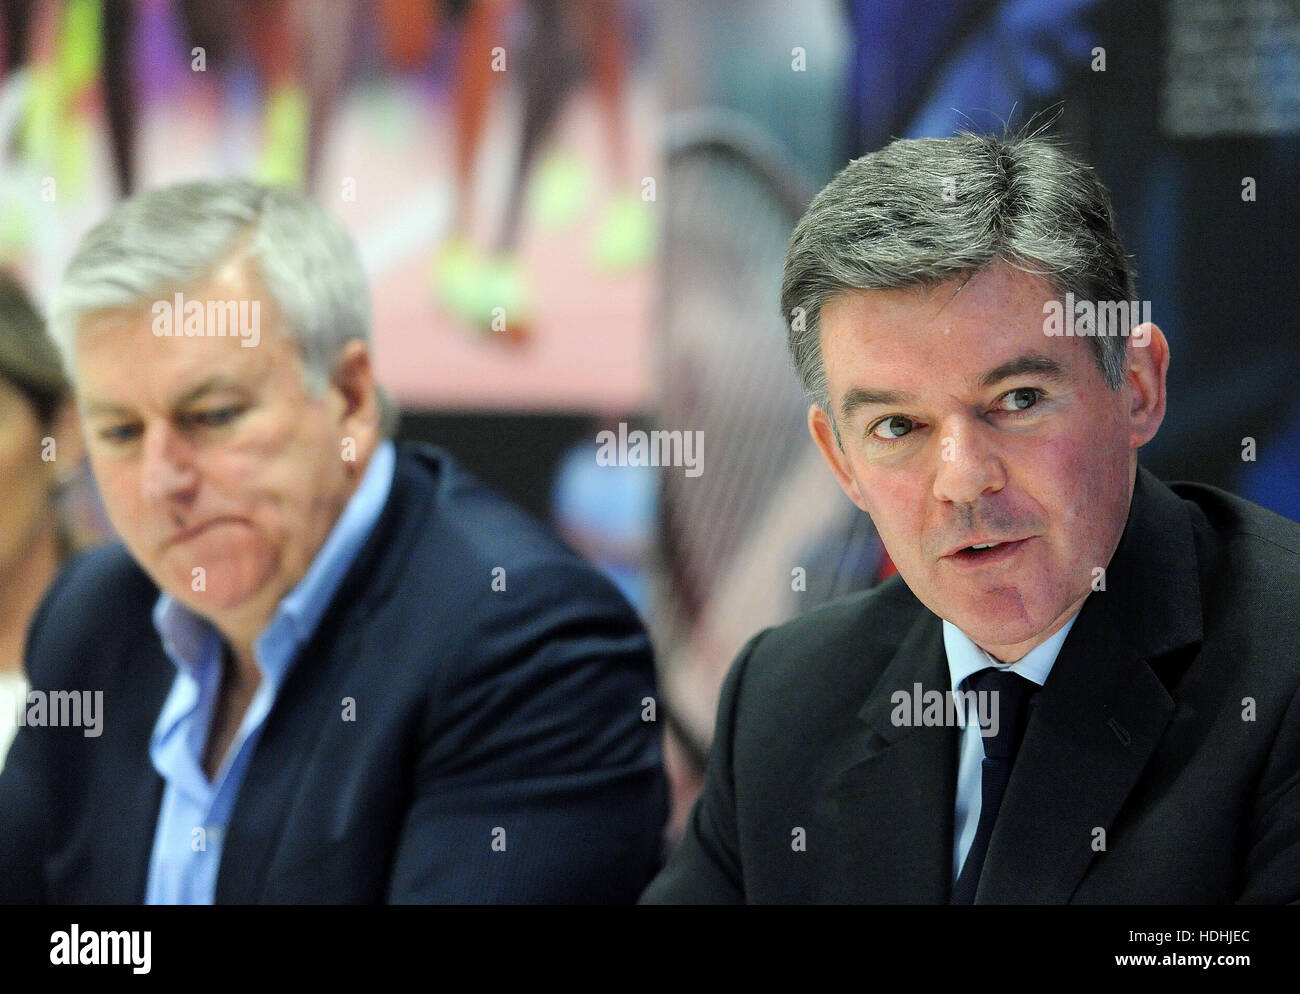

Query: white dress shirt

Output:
[0, 670, 30, 772]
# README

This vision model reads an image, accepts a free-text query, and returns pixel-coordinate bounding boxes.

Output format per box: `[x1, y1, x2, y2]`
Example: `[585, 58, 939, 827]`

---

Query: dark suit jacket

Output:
[0, 442, 667, 903]
[642, 467, 1300, 903]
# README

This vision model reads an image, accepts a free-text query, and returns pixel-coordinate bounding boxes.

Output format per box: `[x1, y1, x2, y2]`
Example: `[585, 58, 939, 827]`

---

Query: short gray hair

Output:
[781, 130, 1135, 440]
[49, 179, 370, 394]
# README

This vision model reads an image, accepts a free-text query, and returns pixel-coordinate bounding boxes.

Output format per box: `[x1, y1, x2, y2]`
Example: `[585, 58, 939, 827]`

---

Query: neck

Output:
[221, 639, 263, 697]
[213, 613, 269, 690]
[0, 516, 61, 675]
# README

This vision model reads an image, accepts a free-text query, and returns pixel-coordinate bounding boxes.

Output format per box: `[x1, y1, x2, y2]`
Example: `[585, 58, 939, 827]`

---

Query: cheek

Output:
[256, 433, 334, 504]
[89, 458, 144, 523]
[213, 413, 317, 499]
[853, 465, 924, 547]
[1043, 431, 1125, 522]
[1025, 430, 1129, 581]
[218, 420, 343, 543]
[1035, 436, 1094, 515]
[0, 433, 31, 493]
[0, 431, 51, 543]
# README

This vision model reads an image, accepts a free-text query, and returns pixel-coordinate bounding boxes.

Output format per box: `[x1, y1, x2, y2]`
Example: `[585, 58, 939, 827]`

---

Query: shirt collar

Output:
[943, 607, 1082, 692]
[151, 439, 397, 680]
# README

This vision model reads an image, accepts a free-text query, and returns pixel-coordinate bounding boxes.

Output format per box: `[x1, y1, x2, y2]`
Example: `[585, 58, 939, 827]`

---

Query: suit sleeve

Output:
[0, 726, 50, 903]
[638, 630, 767, 904]
[383, 559, 668, 904]
[1238, 677, 1300, 904]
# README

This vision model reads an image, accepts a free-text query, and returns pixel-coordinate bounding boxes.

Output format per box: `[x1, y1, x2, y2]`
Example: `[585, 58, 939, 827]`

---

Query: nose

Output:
[931, 418, 1006, 505]
[140, 420, 199, 509]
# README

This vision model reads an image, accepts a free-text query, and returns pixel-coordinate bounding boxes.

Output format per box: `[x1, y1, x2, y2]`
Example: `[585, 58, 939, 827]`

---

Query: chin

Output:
[946, 592, 1039, 644]
[968, 621, 1039, 651]
[159, 555, 272, 614]
[187, 585, 266, 621]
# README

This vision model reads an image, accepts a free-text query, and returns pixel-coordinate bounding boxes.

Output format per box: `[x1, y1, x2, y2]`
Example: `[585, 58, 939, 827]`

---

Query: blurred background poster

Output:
[2, 0, 1296, 841]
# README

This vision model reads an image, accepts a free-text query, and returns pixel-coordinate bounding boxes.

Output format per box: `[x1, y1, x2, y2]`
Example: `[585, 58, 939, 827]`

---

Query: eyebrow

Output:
[838, 386, 917, 422]
[837, 352, 1069, 422]
[82, 377, 248, 419]
[977, 353, 1068, 389]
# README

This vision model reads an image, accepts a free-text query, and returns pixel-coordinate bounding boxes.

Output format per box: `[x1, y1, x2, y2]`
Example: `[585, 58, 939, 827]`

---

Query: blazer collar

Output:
[827, 607, 958, 903]
[1095, 464, 1204, 660]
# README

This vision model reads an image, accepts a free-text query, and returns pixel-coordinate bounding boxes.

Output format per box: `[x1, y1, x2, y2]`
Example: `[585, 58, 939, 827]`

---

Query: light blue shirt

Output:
[144, 440, 396, 904]
[943, 608, 1081, 885]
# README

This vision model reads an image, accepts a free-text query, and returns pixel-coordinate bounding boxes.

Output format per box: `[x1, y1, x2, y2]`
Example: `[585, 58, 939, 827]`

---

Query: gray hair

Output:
[49, 178, 370, 395]
[781, 130, 1135, 443]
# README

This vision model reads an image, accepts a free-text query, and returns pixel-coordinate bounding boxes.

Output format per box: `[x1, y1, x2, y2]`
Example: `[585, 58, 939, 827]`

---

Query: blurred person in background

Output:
[0, 269, 81, 768]
[429, 0, 651, 341]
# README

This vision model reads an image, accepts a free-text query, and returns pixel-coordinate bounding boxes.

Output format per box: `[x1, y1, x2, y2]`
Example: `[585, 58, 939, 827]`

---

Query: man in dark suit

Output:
[0, 179, 666, 903]
[642, 131, 1300, 903]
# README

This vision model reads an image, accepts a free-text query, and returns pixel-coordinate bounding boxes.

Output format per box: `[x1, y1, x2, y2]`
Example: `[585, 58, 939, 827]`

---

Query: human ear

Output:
[809, 404, 870, 513]
[1124, 323, 1168, 449]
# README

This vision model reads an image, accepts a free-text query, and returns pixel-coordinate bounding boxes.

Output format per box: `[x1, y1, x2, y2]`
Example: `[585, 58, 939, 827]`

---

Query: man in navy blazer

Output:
[0, 179, 666, 903]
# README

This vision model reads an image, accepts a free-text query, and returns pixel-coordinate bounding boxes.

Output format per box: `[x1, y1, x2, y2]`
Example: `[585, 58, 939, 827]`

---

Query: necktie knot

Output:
[966, 667, 1037, 760]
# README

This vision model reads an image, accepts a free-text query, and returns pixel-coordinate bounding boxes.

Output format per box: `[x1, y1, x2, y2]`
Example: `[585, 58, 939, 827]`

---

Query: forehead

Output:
[72, 264, 297, 406]
[818, 264, 1084, 389]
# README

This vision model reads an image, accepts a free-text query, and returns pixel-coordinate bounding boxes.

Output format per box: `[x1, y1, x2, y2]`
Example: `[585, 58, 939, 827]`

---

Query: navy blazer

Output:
[642, 467, 1300, 903]
[0, 442, 667, 903]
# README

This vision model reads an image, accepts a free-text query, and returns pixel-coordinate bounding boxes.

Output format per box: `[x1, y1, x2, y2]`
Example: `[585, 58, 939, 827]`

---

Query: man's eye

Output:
[187, 407, 242, 428]
[98, 424, 141, 444]
[996, 387, 1041, 412]
[869, 415, 916, 441]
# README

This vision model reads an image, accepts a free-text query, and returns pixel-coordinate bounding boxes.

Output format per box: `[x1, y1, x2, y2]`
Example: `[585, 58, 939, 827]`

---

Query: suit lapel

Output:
[972, 600, 1175, 902]
[974, 466, 1204, 903]
[827, 609, 958, 903]
[215, 606, 372, 902]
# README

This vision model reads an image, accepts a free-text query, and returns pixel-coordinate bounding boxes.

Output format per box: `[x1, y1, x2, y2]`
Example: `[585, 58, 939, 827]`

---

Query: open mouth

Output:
[947, 538, 1028, 565]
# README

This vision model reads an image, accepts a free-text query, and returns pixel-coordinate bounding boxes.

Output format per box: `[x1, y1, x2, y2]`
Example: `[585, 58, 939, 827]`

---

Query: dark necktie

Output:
[950, 667, 1038, 904]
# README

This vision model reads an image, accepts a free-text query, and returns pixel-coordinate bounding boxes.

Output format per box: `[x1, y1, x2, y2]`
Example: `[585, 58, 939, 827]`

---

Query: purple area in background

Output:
[845, 0, 983, 153]
[132, 0, 190, 101]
